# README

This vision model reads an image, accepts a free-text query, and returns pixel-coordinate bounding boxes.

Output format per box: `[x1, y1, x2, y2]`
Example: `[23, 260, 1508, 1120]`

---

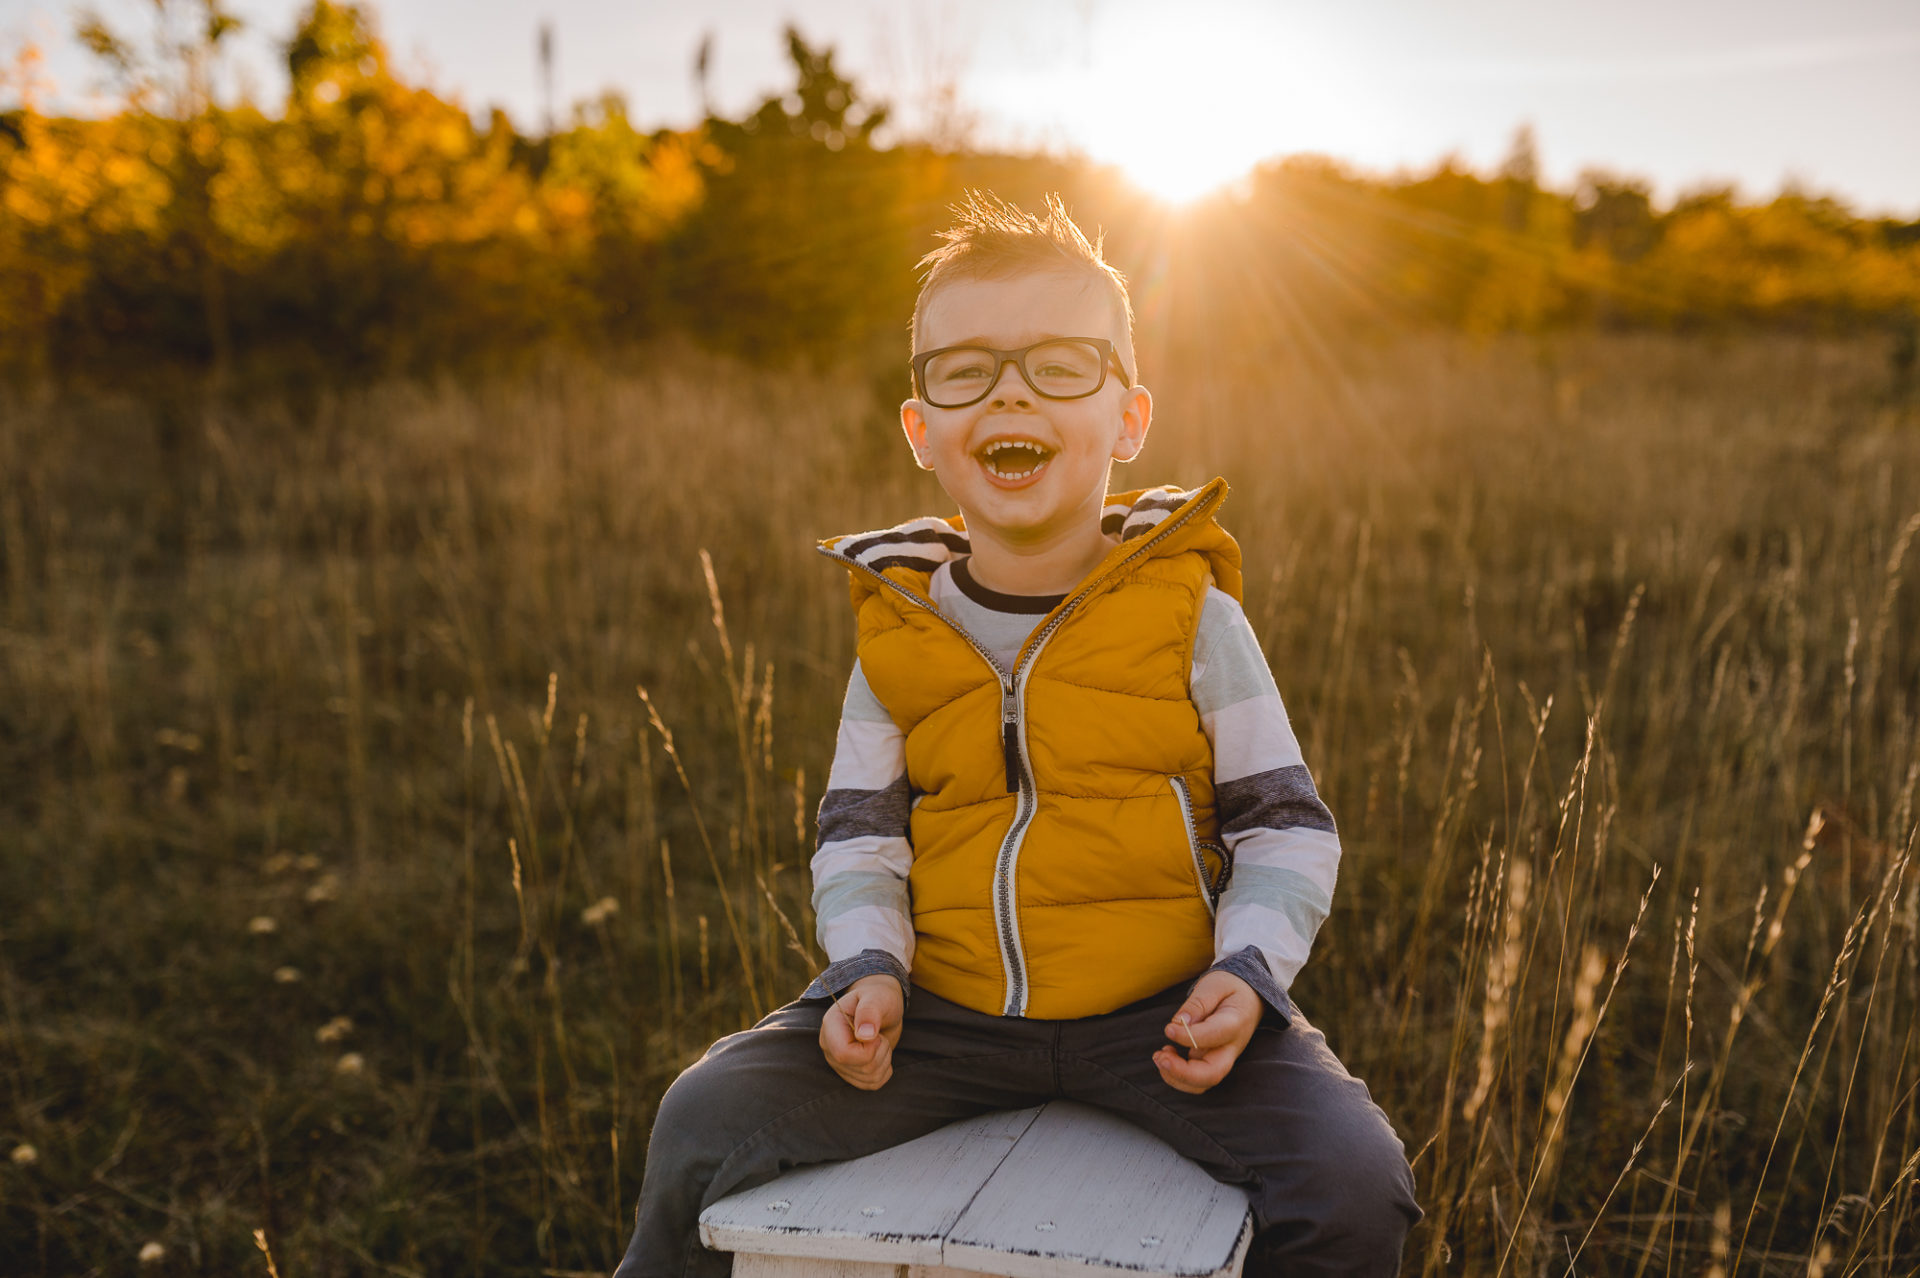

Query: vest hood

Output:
[820, 477, 1243, 609]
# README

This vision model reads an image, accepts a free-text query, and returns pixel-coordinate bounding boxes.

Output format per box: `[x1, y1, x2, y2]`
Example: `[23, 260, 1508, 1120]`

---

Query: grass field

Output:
[3, 332, 1918, 1276]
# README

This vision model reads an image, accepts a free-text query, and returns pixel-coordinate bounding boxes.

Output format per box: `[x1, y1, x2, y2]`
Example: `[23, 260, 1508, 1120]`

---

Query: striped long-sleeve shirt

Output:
[804, 556, 1338, 1021]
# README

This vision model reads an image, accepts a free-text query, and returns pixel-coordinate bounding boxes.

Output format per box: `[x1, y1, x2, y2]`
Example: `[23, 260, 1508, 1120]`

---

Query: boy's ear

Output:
[1111, 385, 1153, 463]
[900, 400, 935, 471]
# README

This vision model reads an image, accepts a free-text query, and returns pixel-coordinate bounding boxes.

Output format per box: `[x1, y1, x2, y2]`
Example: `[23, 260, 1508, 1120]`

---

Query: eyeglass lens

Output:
[922, 340, 1107, 407]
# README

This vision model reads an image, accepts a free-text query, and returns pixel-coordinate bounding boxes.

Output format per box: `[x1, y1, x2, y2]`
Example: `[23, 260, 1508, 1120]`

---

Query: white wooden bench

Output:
[698, 1101, 1252, 1277]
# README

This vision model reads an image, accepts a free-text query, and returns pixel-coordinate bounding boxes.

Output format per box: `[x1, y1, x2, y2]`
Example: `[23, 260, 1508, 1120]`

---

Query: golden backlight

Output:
[1038, 3, 1355, 204]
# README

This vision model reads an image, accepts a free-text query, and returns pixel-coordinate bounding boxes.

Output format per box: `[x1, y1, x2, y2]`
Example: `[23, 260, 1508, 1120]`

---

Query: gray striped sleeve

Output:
[804, 949, 912, 1004]
[1219, 863, 1333, 939]
[1218, 763, 1338, 836]
[812, 661, 915, 975]
[813, 870, 912, 922]
[843, 660, 894, 723]
[1191, 589, 1279, 714]
[1198, 586, 1342, 992]
[817, 778, 911, 844]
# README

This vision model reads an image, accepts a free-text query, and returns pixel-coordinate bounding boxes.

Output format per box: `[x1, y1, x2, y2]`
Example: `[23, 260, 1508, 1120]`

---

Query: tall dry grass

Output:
[1, 333, 1917, 1275]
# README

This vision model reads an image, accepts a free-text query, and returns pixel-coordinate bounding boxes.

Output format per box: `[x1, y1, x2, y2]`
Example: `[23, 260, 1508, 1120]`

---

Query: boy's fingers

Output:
[1176, 991, 1219, 1024]
[844, 986, 899, 1041]
[821, 1006, 878, 1062]
[825, 1043, 880, 1083]
[1152, 1043, 1235, 1094]
[1162, 998, 1202, 1045]
[821, 981, 905, 1084]
[1152, 1054, 1215, 1095]
[1168, 981, 1230, 1026]
[848, 1063, 892, 1091]
[839, 1040, 893, 1090]
[832, 1030, 879, 1064]
[1165, 1006, 1242, 1051]
[833, 1059, 883, 1089]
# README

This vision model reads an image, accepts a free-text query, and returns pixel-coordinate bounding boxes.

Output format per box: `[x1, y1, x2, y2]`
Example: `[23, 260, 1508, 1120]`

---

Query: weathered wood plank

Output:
[940, 1103, 1252, 1278]
[731, 1256, 903, 1278]
[701, 1108, 1042, 1265]
[726, 1256, 1000, 1276]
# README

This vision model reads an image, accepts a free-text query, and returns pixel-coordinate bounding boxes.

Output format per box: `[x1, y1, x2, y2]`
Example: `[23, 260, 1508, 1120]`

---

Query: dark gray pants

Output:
[613, 981, 1419, 1277]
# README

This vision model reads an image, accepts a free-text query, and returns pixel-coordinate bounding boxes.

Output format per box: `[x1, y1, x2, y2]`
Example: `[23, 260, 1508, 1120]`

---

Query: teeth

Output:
[980, 439, 1050, 480]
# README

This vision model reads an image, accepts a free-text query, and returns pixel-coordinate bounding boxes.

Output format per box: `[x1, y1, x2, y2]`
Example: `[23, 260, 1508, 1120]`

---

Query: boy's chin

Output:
[948, 480, 1105, 542]
[954, 468, 1052, 512]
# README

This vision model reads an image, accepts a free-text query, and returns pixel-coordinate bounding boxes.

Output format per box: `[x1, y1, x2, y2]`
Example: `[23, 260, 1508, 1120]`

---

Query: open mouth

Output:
[976, 438, 1055, 481]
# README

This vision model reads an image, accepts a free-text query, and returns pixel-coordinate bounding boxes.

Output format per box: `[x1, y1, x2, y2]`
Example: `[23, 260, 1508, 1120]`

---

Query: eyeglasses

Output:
[911, 338, 1132, 409]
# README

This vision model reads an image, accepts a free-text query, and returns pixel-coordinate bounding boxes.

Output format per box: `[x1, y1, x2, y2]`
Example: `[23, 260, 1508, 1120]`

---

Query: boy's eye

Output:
[1026, 341, 1103, 391]
[927, 351, 996, 383]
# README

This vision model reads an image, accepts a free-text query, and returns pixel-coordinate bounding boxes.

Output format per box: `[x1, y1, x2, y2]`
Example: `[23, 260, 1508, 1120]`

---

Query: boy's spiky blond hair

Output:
[911, 191, 1134, 362]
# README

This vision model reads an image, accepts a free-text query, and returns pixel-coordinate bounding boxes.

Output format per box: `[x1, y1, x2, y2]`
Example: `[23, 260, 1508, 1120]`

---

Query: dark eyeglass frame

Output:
[911, 337, 1133, 409]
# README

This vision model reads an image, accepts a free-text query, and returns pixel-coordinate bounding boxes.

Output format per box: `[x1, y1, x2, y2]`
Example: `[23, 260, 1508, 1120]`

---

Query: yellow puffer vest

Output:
[820, 479, 1244, 1019]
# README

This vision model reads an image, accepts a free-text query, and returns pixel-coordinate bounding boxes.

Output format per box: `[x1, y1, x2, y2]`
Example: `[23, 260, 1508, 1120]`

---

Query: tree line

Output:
[4, 0, 1918, 388]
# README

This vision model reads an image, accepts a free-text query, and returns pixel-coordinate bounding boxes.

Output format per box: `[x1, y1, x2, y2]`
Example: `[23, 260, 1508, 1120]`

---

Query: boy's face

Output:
[902, 270, 1152, 550]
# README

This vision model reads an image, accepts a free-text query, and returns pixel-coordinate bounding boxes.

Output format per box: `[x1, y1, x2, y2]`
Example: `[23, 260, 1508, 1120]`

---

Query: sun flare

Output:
[1016, 2, 1364, 205]
[1101, 115, 1266, 206]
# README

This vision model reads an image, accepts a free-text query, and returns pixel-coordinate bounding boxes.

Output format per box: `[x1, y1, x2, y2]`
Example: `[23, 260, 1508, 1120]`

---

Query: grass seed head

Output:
[1704, 1199, 1733, 1278]
[1465, 857, 1531, 1119]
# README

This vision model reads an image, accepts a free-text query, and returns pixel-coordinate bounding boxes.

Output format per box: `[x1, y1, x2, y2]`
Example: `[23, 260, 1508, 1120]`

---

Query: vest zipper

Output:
[818, 484, 1220, 1018]
[1168, 775, 1228, 917]
[1001, 688, 1020, 795]
[817, 549, 1034, 1012]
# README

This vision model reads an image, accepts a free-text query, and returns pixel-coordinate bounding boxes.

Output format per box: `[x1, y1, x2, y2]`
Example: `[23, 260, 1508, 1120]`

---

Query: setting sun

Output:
[999, 2, 1369, 204]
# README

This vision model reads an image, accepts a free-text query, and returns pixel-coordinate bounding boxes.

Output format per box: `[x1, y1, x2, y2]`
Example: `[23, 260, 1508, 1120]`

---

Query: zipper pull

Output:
[1002, 686, 1020, 793]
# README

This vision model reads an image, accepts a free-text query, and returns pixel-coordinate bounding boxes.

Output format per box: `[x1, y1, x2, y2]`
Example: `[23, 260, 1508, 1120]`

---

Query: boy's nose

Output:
[986, 360, 1033, 408]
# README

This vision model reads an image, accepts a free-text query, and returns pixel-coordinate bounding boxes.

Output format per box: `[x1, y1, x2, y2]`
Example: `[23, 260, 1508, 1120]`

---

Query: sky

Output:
[7, 0, 1919, 213]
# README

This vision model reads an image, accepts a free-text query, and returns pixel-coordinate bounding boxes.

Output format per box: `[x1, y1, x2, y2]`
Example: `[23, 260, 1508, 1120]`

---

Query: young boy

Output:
[613, 193, 1419, 1278]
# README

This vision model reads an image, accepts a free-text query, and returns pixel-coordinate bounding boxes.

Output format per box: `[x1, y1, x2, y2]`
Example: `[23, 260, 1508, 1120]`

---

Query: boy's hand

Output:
[819, 974, 905, 1090]
[1154, 970, 1262, 1094]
